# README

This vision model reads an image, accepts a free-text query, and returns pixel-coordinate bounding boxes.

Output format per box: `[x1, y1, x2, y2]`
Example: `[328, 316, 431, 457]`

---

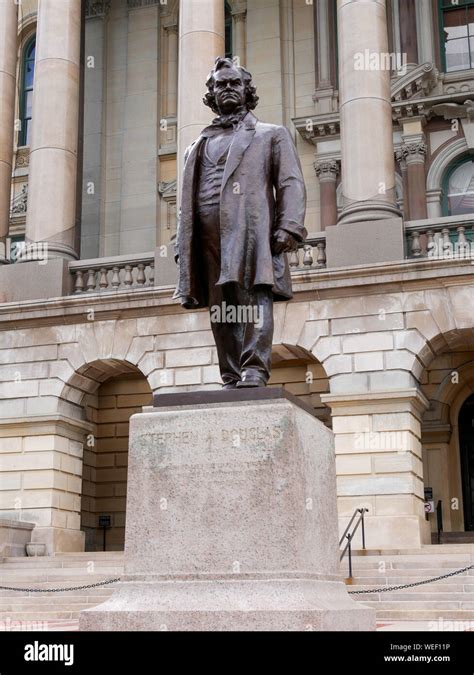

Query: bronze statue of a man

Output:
[174, 57, 307, 388]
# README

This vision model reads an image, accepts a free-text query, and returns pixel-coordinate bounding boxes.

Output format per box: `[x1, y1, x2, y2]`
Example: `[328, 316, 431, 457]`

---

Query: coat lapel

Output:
[220, 113, 257, 193]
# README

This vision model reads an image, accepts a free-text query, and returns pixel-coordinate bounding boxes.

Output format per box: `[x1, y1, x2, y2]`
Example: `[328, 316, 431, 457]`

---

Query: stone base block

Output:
[0, 259, 72, 303]
[339, 515, 431, 551]
[80, 389, 375, 632]
[0, 519, 35, 557]
[31, 526, 85, 555]
[80, 577, 374, 632]
[325, 217, 405, 267]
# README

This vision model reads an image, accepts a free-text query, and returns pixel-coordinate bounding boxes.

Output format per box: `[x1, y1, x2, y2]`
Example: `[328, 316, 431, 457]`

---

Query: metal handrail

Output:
[436, 500, 443, 545]
[339, 508, 369, 579]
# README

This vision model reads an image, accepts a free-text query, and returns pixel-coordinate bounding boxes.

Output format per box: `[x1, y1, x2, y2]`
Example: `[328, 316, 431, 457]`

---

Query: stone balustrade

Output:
[405, 215, 474, 260]
[289, 235, 327, 269]
[69, 238, 327, 294]
[70, 253, 155, 293]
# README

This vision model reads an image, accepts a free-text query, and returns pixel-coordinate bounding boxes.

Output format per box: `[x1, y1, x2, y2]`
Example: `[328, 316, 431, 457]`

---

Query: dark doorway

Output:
[458, 394, 474, 530]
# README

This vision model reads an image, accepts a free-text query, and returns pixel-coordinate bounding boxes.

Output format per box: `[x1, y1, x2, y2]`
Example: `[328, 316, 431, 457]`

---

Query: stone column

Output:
[395, 149, 409, 219]
[316, 0, 332, 88]
[315, 159, 339, 231]
[337, 0, 399, 223]
[232, 10, 246, 66]
[416, 0, 435, 66]
[0, 0, 18, 263]
[401, 137, 427, 221]
[25, 0, 82, 260]
[398, 0, 418, 67]
[165, 24, 178, 118]
[177, 0, 225, 202]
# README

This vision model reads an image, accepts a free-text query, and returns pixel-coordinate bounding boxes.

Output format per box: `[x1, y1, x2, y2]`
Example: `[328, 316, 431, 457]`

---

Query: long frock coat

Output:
[174, 111, 307, 309]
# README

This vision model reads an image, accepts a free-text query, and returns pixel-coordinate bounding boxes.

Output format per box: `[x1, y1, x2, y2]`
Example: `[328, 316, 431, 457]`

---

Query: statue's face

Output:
[213, 66, 246, 115]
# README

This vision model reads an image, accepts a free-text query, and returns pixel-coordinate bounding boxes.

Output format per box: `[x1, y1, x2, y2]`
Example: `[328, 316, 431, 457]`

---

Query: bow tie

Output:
[211, 112, 247, 130]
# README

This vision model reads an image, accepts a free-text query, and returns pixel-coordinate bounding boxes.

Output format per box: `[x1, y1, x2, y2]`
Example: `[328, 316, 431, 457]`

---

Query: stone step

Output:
[0, 559, 124, 569]
[0, 611, 81, 621]
[349, 582, 474, 592]
[0, 587, 116, 598]
[362, 600, 474, 610]
[0, 567, 123, 585]
[352, 544, 474, 556]
[1, 596, 113, 610]
[341, 560, 473, 570]
[374, 609, 474, 621]
[354, 592, 474, 602]
[345, 567, 474, 578]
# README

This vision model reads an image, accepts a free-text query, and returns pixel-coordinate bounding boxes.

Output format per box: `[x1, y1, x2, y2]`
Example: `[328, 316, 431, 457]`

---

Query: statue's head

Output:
[203, 57, 259, 116]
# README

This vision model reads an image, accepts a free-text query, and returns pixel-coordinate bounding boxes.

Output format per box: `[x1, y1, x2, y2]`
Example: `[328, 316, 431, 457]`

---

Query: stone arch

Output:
[417, 329, 474, 533]
[426, 137, 469, 192]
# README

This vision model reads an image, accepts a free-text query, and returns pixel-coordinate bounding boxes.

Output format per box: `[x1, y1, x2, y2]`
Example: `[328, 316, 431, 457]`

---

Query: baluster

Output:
[137, 263, 146, 286]
[303, 244, 314, 267]
[124, 264, 133, 287]
[86, 269, 96, 292]
[426, 229, 435, 258]
[456, 226, 469, 258]
[99, 267, 108, 289]
[111, 266, 120, 289]
[289, 249, 300, 267]
[149, 262, 155, 286]
[316, 241, 326, 267]
[410, 231, 421, 257]
[74, 270, 84, 294]
[442, 228, 453, 258]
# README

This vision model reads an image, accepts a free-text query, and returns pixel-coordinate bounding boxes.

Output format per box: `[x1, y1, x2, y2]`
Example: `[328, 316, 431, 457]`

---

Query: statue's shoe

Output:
[236, 371, 267, 388]
[222, 382, 239, 389]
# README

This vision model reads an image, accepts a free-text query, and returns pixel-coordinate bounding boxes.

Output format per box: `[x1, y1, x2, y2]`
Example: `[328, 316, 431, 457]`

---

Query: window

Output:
[20, 35, 36, 147]
[440, 0, 474, 72]
[225, 1, 232, 59]
[445, 158, 474, 215]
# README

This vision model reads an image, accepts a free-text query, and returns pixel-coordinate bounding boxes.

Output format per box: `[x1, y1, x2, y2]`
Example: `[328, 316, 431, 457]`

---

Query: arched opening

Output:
[269, 346, 331, 427]
[458, 394, 474, 530]
[61, 359, 152, 551]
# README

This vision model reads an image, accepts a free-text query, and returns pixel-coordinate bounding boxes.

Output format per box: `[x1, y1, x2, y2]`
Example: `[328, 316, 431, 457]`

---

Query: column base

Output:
[0, 258, 73, 302]
[338, 201, 402, 225]
[80, 575, 375, 632]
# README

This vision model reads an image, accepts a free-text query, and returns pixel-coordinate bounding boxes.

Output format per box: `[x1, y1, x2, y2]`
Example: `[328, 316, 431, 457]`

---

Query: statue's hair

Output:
[203, 56, 259, 114]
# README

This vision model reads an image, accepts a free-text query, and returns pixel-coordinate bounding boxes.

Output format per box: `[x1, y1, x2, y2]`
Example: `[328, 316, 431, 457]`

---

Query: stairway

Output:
[0, 552, 124, 626]
[2, 546, 474, 628]
[344, 544, 474, 622]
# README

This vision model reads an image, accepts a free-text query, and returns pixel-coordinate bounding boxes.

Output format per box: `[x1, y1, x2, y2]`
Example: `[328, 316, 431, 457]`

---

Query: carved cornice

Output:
[158, 179, 177, 202]
[85, 0, 110, 18]
[293, 114, 340, 145]
[16, 147, 30, 168]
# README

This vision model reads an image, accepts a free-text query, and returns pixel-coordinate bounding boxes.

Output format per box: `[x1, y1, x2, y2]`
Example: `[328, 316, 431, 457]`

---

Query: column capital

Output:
[127, 0, 160, 8]
[85, 0, 110, 18]
[164, 23, 179, 35]
[400, 139, 427, 166]
[232, 10, 247, 23]
[314, 159, 340, 183]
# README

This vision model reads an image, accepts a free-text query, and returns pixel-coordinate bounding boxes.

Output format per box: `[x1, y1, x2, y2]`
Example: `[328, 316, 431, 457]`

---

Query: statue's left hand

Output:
[271, 230, 299, 254]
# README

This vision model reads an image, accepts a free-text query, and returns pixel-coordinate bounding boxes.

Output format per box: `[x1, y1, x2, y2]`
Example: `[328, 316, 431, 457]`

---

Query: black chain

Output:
[2, 565, 473, 595]
[0, 578, 121, 593]
[348, 564, 474, 594]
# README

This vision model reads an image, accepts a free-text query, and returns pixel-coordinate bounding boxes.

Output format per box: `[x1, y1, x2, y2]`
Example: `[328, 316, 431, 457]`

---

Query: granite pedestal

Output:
[80, 388, 375, 631]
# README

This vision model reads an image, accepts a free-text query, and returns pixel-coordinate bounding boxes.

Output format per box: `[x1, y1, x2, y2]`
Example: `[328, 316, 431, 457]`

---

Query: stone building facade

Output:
[2, 0, 474, 553]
